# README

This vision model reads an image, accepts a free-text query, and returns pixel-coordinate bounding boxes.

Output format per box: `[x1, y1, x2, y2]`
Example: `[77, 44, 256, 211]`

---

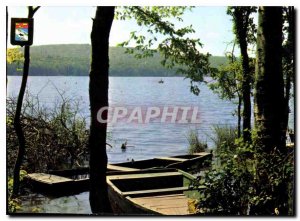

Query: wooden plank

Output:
[138, 194, 186, 200]
[123, 186, 189, 196]
[27, 173, 73, 185]
[155, 157, 186, 162]
[140, 194, 186, 201]
[140, 198, 188, 207]
[156, 207, 189, 215]
[107, 171, 181, 180]
[136, 198, 187, 205]
[107, 164, 140, 172]
[193, 152, 211, 156]
[151, 202, 188, 208]
[107, 168, 175, 176]
[138, 193, 186, 200]
[132, 194, 190, 215]
[155, 201, 189, 215]
[174, 153, 211, 158]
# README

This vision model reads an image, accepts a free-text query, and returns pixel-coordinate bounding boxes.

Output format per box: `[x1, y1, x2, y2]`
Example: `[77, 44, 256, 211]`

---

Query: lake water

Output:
[7, 76, 240, 163]
[7, 76, 294, 214]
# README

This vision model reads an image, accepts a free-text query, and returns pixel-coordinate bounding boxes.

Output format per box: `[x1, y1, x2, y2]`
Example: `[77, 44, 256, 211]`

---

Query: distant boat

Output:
[158, 79, 164, 84]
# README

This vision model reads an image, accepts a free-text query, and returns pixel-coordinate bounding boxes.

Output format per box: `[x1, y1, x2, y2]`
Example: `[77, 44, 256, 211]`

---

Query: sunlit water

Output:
[7, 76, 294, 214]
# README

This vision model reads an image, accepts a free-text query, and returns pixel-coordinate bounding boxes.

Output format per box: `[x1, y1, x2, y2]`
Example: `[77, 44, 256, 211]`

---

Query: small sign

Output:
[11, 18, 34, 46]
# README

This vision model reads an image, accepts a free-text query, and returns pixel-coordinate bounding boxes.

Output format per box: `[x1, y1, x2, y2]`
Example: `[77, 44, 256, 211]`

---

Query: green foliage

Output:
[209, 53, 242, 101]
[208, 49, 255, 137]
[227, 7, 257, 45]
[193, 129, 294, 215]
[115, 6, 189, 22]
[208, 47, 255, 102]
[7, 47, 24, 72]
[7, 48, 24, 64]
[186, 129, 207, 154]
[195, 148, 254, 215]
[210, 125, 237, 154]
[7, 45, 226, 77]
[208, 50, 243, 137]
[115, 6, 212, 95]
[8, 170, 27, 213]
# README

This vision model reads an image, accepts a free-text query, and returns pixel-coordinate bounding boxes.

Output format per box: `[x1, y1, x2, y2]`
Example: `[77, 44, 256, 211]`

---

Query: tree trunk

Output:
[254, 7, 285, 153]
[240, 40, 252, 142]
[233, 8, 252, 142]
[253, 6, 288, 215]
[89, 6, 114, 214]
[12, 6, 39, 197]
[12, 46, 30, 196]
[237, 95, 242, 138]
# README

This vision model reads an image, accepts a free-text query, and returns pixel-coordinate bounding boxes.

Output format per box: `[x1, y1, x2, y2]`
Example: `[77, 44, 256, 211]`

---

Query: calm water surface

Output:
[7, 76, 239, 163]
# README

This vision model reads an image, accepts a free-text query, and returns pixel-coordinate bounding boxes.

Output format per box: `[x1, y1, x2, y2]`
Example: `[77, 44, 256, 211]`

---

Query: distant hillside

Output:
[7, 44, 227, 76]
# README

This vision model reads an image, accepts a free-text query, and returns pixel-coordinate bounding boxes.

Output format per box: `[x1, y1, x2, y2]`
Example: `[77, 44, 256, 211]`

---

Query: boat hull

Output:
[26, 152, 211, 196]
[107, 169, 203, 215]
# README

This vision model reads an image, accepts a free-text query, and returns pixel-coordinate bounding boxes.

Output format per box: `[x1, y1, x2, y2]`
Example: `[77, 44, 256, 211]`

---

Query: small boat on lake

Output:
[107, 168, 204, 215]
[158, 79, 164, 83]
[26, 152, 211, 195]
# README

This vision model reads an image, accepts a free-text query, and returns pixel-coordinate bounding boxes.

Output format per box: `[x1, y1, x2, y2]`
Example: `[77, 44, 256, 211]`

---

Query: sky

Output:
[8, 6, 236, 56]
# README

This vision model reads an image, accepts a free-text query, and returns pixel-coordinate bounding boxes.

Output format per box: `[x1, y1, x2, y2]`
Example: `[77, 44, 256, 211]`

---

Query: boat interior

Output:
[107, 169, 202, 215]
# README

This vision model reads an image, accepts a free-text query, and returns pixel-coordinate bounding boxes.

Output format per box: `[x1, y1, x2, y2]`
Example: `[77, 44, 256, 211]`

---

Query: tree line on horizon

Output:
[7, 44, 228, 77]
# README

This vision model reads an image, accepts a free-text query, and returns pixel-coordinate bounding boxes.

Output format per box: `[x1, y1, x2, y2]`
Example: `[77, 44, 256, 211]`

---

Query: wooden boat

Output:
[26, 152, 211, 195]
[108, 152, 212, 173]
[107, 168, 204, 215]
[26, 170, 89, 195]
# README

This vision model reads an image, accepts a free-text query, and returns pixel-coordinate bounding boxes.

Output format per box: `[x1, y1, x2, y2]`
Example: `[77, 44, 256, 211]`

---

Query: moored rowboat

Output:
[26, 152, 211, 195]
[107, 168, 204, 215]
[108, 152, 212, 173]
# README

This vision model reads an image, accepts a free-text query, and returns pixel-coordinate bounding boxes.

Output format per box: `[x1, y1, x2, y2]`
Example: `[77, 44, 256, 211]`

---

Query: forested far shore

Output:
[7, 44, 227, 76]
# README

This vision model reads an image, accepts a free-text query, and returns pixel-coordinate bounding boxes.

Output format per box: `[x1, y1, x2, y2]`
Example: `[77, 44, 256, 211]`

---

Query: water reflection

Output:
[18, 192, 91, 214]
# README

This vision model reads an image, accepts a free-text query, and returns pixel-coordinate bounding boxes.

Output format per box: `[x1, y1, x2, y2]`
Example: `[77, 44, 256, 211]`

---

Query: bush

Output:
[186, 129, 207, 154]
[208, 125, 237, 164]
[193, 133, 294, 216]
[211, 125, 237, 150]
[194, 139, 255, 215]
[7, 170, 27, 213]
[6, 92, 89, 174]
